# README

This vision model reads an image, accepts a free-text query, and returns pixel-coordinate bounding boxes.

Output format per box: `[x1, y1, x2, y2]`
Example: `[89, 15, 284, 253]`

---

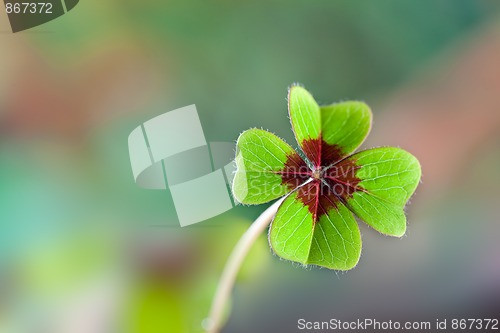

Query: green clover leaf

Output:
[232, 85, 421, 270]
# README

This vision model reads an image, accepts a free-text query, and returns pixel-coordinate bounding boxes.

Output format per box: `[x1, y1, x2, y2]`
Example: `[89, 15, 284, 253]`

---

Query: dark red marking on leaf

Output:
[300, 137, 344, 168]
[279, 141, 363, 222]
[324, 157, 364, 198]
[277, 151, 311, 191]
[294, 181, 320, 218]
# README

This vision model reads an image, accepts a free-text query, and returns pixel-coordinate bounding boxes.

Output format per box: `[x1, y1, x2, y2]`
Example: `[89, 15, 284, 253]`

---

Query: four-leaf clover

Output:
[232, 85, 421, 270]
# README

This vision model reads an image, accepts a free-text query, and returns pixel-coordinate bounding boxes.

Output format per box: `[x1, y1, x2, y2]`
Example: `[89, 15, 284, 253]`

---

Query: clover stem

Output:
[204, 198, 284, 333]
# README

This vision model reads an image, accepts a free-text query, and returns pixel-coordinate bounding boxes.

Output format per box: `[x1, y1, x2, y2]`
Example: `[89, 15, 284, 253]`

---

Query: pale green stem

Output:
[204, 198, 284, 333]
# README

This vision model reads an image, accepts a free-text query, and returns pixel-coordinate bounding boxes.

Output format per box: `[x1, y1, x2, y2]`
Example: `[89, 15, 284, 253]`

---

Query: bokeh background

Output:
[1, 1, 500, 332]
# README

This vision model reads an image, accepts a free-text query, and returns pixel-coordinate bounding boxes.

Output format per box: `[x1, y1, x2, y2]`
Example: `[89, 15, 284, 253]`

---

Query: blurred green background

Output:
[1, 1, 500, 332]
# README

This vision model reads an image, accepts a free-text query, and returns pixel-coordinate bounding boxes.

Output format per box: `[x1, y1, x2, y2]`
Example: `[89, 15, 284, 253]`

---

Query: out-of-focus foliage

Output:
[120, 218, 270, 333]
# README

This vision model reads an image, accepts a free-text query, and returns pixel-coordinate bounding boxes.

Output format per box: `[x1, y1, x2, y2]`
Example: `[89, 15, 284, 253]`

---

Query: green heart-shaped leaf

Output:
[320, 101, 372, 158]
[233, 128, 308, 204]
[288, 85, 372, 167]
[269, 186, 361, 270]
[341, 147, 422, 237]
[288, 85, 321, 164]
